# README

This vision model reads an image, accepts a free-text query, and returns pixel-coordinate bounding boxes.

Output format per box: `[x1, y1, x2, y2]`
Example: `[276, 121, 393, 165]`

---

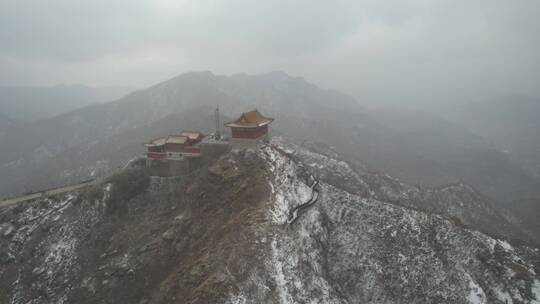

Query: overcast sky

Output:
[1, 0, 539, 105]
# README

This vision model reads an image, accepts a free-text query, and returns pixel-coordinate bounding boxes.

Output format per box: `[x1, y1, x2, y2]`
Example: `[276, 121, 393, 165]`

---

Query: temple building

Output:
[145, 131, 204, 160]
[224, 110, 274, 143]
[143, 108, 272, 175]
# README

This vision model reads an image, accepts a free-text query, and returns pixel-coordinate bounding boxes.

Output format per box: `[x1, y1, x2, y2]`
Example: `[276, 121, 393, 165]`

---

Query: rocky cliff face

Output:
[1, 139, 539, 304]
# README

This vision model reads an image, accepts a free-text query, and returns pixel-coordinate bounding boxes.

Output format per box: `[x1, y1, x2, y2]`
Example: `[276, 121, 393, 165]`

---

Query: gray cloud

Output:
[1, 0, 539, 103]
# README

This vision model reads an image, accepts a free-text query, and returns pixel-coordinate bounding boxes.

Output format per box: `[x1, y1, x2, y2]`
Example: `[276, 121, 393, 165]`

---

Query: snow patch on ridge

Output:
[260, 144, 312, 224]
[498, 239, 514, 252]
[532, 280, 540, 304]
[4, 183, 111, 304]
[229, 139, 540, 304]
[270, 238, 291, 304]
[465, 273, 486, 304]
[226, 294, 247, 304]
[256, 143, 342, 303]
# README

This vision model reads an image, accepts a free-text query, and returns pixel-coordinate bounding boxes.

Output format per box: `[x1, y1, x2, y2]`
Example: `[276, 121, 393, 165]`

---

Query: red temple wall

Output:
[146, 152, 166, 159]
[231, 125, 268, 139]
[147, 146, 165, 153]
[165, 143, 185, 152]
[182, 146, 201, 154]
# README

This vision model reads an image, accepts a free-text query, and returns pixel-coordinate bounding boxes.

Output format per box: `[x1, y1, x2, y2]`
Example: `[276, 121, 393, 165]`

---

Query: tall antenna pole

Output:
[215, 105, 221, 140]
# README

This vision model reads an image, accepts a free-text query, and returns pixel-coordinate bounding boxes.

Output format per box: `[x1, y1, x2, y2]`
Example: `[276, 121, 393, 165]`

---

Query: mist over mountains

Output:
[0, 112, 13, 129]
[441, 95, 540, 179]
[0, 71, 539, 240]
[1, 71, 538, 199]
[2, 0, 540, 302]
[1, 71, 540, 303]
[0, 84, 131, 122]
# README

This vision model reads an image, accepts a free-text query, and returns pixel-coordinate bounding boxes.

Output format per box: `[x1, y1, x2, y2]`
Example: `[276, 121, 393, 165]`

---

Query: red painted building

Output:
[145, 131, 203, 159]
[225, 110, 274, 141]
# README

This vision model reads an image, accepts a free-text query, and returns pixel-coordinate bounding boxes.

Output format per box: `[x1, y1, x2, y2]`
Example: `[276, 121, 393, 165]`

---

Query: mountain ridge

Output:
[1, 138, 539, 303]
[0, 71, 538, 240]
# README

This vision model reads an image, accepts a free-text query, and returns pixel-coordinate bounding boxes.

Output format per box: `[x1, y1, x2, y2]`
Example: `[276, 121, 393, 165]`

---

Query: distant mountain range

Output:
[0, 84, 131, 122]
[441, 95, 540, 179]
[0, 71, 538, 238]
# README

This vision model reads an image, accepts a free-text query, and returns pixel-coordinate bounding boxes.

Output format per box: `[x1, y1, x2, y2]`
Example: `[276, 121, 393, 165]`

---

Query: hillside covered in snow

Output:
[0, 138, 539, 304]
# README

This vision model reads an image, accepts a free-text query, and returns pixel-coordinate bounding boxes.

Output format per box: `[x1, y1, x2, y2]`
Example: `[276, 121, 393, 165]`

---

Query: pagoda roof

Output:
[144, 137, 167, 147]
[145, 135, 188, 147]
[166, 135, 188, 144]
[180, 131, 203, 140]
[224, 110, 274, 128]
